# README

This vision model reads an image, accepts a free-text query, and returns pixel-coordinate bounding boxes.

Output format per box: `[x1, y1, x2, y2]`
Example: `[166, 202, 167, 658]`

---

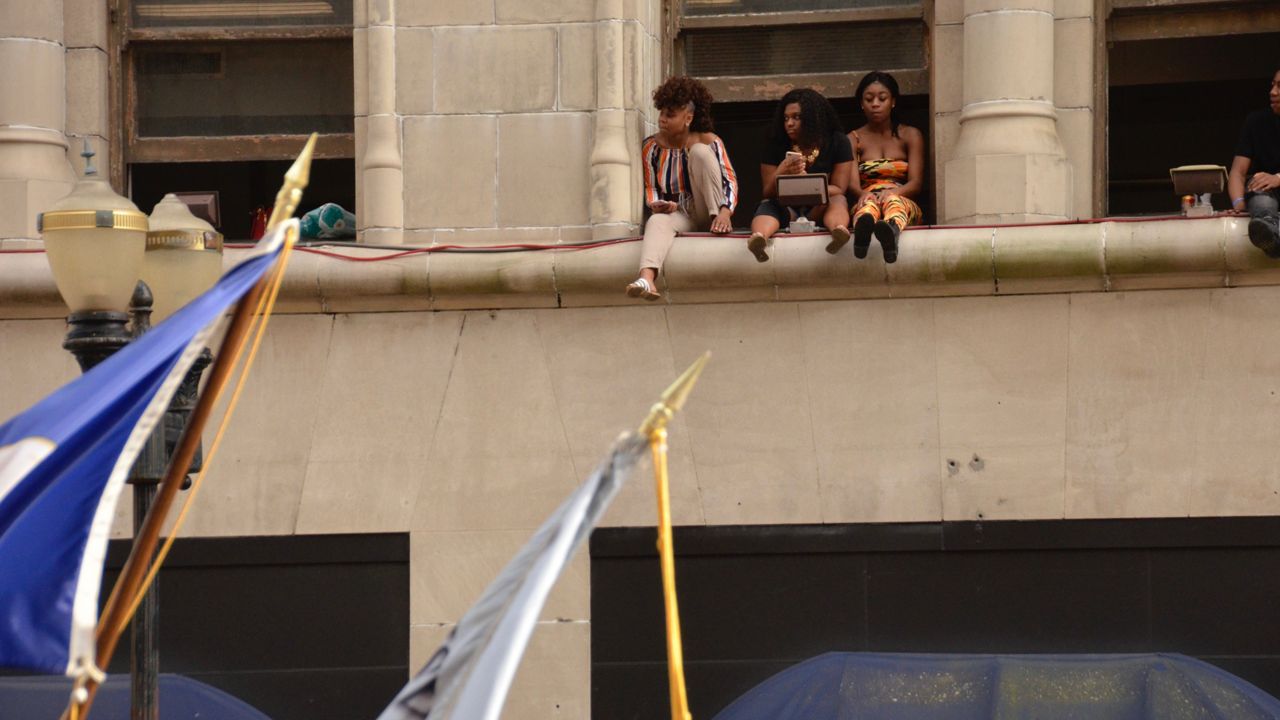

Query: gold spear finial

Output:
[640, 352, 710, 438]
[640, 351, 708, 720]
[267, 133, 318, 229]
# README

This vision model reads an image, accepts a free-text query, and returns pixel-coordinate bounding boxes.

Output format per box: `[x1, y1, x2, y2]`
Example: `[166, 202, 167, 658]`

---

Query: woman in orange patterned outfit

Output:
[848, 71, 923, 264]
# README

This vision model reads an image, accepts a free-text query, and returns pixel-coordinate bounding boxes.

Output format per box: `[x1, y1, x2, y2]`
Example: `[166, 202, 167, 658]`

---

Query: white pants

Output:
[639, 143, 726, 271]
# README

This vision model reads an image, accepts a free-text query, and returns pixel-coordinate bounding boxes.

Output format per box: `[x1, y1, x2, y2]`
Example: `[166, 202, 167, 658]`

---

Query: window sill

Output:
[1, 216, 1273, 319]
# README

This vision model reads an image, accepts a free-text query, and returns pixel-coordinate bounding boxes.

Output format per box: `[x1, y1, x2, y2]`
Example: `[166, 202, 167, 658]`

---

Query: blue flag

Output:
[0, 225, 287, 677]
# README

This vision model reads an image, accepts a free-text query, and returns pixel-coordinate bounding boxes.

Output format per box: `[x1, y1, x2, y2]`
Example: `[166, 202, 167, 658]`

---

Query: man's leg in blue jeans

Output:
[1247, 190, 1280, 258]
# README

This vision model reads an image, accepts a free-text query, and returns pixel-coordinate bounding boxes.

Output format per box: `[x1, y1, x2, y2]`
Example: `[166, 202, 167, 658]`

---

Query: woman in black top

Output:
[747, 88, 854, 262]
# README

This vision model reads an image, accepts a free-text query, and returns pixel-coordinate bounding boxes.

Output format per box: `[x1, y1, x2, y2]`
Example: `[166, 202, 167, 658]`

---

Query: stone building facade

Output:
[5, 0, 1280, 717]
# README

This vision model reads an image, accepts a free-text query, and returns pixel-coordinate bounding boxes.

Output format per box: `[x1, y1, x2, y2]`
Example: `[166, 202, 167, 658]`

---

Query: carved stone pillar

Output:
[356, 0, 404, 244]
[589, 0, 634, 240]
[0, 0, 76, 243]
[943, 0, 1072, 224]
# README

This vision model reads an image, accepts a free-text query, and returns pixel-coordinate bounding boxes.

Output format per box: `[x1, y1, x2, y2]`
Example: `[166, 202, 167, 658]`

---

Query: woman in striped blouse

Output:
[627, 76, 740, 301]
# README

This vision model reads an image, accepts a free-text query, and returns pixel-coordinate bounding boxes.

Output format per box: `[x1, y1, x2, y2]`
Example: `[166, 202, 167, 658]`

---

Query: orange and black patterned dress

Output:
[850, 134, 922, 231]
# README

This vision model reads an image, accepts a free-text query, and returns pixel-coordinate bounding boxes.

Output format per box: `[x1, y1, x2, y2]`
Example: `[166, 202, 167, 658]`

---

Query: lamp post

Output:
[39, 144, 148, 369]
[38, 142, 223, 720]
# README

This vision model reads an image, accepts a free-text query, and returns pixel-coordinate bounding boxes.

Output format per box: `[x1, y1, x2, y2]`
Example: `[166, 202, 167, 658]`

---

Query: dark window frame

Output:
[668, 1, 932, 103]
[1100, 0, 1280, 217]
[109, 0, 354, 190]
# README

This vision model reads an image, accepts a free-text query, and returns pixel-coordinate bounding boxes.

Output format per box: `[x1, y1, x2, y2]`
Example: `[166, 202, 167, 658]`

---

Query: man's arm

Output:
[1228, 155, 1251, 214]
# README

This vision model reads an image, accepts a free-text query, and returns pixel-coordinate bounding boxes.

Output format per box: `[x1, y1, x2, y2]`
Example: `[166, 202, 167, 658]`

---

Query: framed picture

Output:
[172, 191, 220, 229]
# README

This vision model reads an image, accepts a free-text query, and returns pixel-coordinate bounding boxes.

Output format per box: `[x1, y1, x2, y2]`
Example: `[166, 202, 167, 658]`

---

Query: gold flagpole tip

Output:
[662, 352, 710, 415]
[267, 133, 318, 229]
[286, 133, 319, 189]
[640, 352, 710, 436]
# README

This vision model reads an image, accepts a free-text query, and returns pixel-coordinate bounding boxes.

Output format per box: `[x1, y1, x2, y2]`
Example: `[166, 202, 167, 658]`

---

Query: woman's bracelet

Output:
[1232, 197, 1245, 208]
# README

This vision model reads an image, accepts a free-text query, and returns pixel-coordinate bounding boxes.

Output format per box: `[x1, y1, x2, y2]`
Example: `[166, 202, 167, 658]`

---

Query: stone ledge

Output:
[1, 217, 1274, 319]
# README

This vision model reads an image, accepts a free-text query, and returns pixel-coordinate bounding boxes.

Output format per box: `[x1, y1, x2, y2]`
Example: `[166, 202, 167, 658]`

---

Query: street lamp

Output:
[142, 193, 224, 324]
[39, 143, 148, 370]
[38, 142, 222, 720]
[142, 189, 224, 507]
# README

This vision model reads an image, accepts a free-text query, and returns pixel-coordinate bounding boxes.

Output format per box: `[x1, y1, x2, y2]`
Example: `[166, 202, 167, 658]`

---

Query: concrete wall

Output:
[64, 0, 109, 180]
[356, 0, 662, 246]
[0, 0, 76, 245]
[7, 277, 1280, 715]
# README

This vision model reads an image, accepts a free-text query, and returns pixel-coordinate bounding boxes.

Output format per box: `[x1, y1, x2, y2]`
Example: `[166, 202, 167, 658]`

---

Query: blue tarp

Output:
[0, 673, 272, 720]
[714, 652, 1280, 720]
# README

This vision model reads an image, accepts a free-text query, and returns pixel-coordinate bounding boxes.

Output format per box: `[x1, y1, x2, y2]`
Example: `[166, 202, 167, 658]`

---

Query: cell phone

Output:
[784, 151, 803, 162]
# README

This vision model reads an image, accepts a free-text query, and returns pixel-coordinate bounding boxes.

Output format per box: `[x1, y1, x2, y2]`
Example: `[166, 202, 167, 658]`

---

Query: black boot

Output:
[852, 213, 875, 259]
[1248, 218, 1280, 258]
[873, 220, 901, 264]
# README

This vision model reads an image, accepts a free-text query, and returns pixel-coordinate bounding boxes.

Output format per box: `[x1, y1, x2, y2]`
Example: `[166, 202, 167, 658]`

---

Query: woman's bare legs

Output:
[748, 214, 782, 262]
[822, 192, 851, 254]
[750, 214, 782, 241]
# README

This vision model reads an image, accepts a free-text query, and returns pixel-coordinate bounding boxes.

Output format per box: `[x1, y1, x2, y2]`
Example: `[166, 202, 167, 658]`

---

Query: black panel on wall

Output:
[591, 518, 1280, 720]
[100, 533, 409, 720]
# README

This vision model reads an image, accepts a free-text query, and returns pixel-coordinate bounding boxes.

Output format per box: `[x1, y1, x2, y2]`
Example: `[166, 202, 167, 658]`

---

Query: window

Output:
[671, 0, 928, 102]
[113, 0, 356, 237]
[668, 1, 934, 225]
[133, 41, 354, 141]
[130, 0, 353, 29]
[1104, 0, 1280, 215]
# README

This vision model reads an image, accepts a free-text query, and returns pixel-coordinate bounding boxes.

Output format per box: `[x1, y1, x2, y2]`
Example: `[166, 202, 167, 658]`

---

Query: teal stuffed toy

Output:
[300, 203, 357, 240]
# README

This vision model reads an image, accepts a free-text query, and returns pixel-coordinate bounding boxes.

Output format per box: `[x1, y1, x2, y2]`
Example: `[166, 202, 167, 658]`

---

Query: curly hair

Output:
[770, 87, 843, 152]
[855, 71, 903, 138]
[652, 76, 715, 133]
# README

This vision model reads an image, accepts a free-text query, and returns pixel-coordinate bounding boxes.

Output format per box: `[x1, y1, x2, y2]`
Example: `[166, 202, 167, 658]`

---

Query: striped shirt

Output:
[641, 135, 739, 212]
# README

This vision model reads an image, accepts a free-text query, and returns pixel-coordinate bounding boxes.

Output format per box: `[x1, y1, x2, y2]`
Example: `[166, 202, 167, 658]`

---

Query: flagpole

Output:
[62, 134, 317, 720]
[640, 352, 709, 720]
[63, 252, 269, 720]
[650, 426, 691, 720]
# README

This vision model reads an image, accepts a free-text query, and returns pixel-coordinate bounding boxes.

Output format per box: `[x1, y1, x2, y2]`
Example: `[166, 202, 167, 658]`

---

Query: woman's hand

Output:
[1248, 172, 1280, 193]
[877, 186, 900, 199]
[711, 207, 732, 234]
[778, 155, 806, 175]
[649, 200, 678, 214]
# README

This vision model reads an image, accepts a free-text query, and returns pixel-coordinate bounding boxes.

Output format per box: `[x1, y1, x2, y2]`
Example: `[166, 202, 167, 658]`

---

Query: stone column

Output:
[589, 0, 634, 240]
[943, 0, 1072, 225]
[356, 0, 404, 244]
[0, 0, 76, 245]
[64, 0, 110, 191]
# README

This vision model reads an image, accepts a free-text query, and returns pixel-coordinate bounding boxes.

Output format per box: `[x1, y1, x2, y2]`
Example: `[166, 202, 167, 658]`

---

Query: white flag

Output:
[377, 432, 649, 720]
